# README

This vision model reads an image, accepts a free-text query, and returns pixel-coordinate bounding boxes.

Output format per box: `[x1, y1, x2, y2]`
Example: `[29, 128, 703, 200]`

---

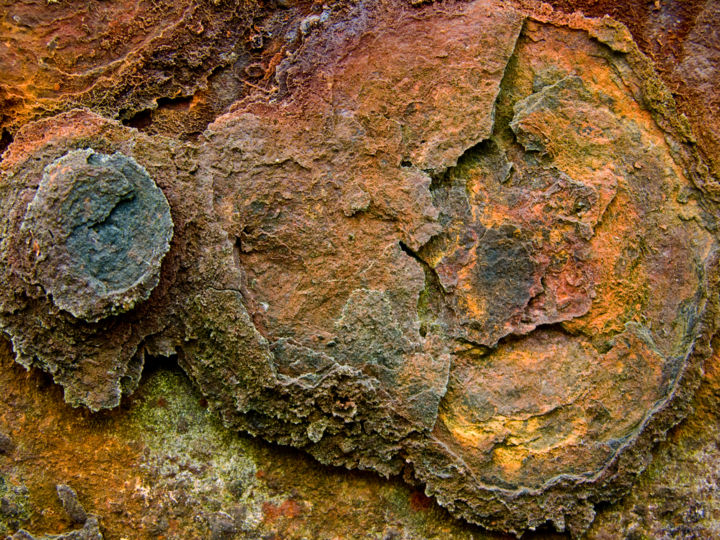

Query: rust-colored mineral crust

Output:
[1, 0, 719, 537]
[0, 0, 264, 134]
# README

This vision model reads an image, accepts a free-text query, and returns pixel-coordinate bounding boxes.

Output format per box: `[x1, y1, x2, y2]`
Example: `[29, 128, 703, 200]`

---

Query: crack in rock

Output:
[0, 0, 719, 536]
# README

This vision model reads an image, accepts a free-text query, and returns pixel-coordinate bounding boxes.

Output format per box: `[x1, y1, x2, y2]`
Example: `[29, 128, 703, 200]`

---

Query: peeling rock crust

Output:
[1, 0, 719, 536]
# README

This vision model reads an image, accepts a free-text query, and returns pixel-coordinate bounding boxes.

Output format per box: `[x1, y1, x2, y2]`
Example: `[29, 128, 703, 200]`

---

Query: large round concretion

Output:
[0, 116, 189, 412]
[20, 149, 173, 322]
[196, 4, 720, 535]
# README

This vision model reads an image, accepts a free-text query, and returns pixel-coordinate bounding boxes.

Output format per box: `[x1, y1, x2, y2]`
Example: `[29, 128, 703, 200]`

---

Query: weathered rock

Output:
[208, 511, 238, 540]
[0, 0, 266, 134]
[55, 485, 87, 525]
[19, 149, 172, 322]
[0, 433, 12, 455]
[10, 517, 102, 540]
[0, 110, 240, 411]
[193, 3, 719, 534]
[0, 477, 30, 538]
[543, 0, 720, 193]
[1, 0, 719, 537]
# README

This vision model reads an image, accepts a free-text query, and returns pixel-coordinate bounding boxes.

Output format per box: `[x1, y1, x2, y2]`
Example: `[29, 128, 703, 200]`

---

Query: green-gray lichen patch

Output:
[0, 476, 31, 537]
[19, 149, 173, 322]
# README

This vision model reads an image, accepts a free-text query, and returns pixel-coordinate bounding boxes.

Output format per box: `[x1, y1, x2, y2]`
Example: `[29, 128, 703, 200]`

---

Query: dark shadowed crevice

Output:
[122, 108, 153, 130]
[156, 95, 194, 111]
[0, 129, 13, 163]
[232, 236, 243, 269]
[140, 352, 183, 379]
[121, 94, 195, 132]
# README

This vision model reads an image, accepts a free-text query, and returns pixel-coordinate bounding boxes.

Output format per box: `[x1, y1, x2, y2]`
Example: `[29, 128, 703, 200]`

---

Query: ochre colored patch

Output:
[0, 338, 147, 537]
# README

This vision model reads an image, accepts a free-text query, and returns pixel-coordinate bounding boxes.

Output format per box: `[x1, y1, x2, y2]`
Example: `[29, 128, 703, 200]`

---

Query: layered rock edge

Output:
[1, 1, 719, 536]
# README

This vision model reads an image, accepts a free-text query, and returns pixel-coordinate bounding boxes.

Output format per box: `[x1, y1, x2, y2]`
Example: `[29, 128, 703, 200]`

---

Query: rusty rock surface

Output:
[0, 0, 266, 134]
[1, 0, 720, 537]
[544, 0, 720, 196]
[18, 148, 172, 322]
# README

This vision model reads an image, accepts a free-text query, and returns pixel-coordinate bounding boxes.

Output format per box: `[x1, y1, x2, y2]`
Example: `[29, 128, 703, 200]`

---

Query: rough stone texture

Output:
[0, 435, 12, 456]
[11, 517, 102, 540]
[55, 485, 87, 525]
[1, 341, 719, 539]
[18, 149, 172, 322]
[0, 472, 30, 538]
[543, 0, 720, 195]
[0, 0, 265, 134]
[0, 111, 231, 411]
[1, 0, 720, 538]
[0, 347, 551, 540]
[193, 3, 719, 534]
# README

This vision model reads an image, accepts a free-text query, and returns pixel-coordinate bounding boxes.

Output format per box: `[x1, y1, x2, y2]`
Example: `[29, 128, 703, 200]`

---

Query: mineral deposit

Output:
[1, 0, 719, 537]
[19, 149, 172, 322]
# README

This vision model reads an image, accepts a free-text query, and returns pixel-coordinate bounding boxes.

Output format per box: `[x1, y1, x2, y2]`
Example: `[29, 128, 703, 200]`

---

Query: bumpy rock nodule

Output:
[20, 149, 173, 322]
[1, 0, 719, 536]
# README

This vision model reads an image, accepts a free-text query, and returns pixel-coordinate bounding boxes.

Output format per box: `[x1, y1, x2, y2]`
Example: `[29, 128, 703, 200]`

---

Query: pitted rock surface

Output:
[19, 149, 173, 322]
[1, 0, 719, 536]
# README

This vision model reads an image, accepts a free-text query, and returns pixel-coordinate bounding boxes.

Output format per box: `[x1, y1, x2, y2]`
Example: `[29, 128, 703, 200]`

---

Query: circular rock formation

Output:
[20, 149, 173, 322]
[0, 115, 201, 411]
[193, 2, 720, 534]
[1, 0, 719, 536]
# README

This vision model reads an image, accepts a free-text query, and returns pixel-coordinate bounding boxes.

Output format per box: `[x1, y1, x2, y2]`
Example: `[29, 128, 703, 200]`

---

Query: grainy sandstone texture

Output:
[1, 0, 720, 538]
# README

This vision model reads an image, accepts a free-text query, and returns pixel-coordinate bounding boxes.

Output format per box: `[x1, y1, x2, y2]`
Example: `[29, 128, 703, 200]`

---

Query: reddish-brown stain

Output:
[409, 491, 433, 512]
[0, 339, 147, 537]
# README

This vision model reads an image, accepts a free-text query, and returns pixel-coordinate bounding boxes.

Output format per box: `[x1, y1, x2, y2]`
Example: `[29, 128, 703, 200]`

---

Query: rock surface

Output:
[18, 149, 172, 322]
[1, 0, 720, 538]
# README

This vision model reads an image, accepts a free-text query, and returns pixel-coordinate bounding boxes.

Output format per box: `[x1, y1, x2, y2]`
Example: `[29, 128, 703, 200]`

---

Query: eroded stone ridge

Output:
[20, 149, 173, 322]
[0, 0, 718, 536]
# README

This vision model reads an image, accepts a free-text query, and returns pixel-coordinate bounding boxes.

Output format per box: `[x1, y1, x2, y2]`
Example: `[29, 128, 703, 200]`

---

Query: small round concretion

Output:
[20, 149, 173, 322]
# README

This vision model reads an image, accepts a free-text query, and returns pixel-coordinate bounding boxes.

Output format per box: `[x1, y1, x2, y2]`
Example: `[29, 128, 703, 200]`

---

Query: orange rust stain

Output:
[492, 447, 526, 476]
[0, 0, 189, 127]
[0, 338, 147, 537]
[262, 499, 303, 523]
